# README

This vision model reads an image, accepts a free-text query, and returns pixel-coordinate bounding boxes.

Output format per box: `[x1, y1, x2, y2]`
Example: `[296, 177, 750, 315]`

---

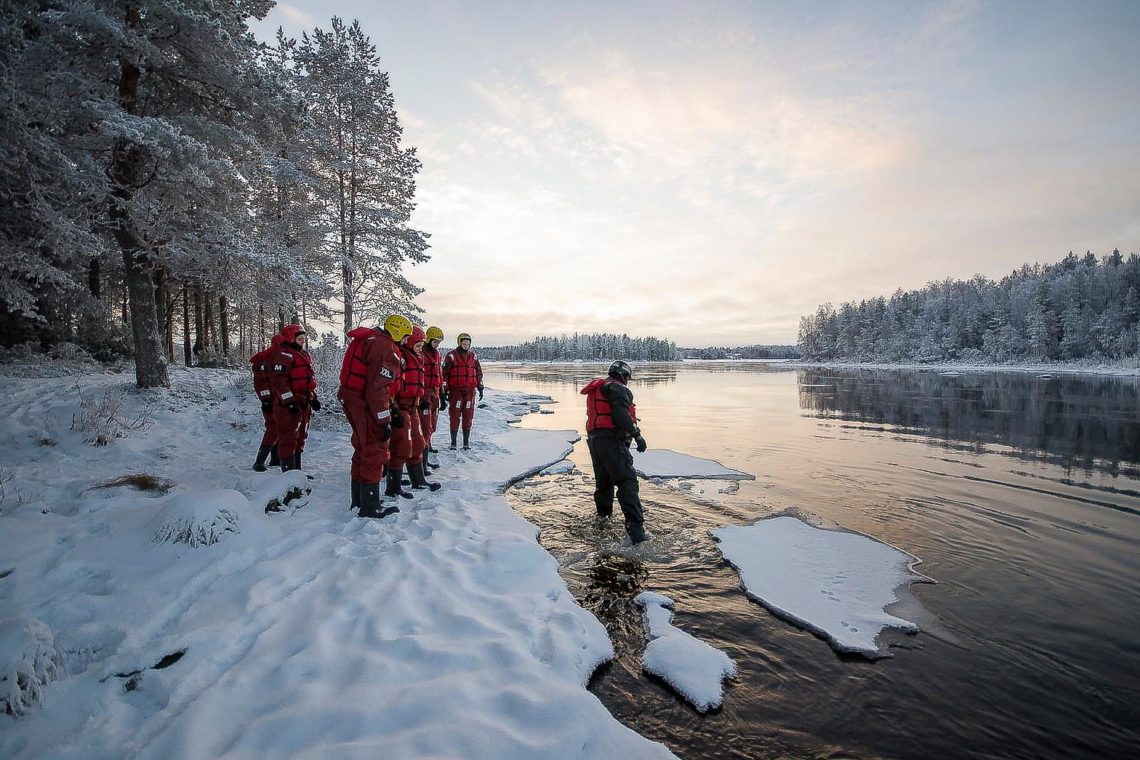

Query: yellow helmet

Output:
[383, 314, 413, 342]
[457, 332, 472, 346]
[425, 326, 444, 342]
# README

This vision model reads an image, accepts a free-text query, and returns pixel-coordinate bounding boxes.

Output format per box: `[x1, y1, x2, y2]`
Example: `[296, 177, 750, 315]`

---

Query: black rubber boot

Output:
[280, 454, 298, 472]
[359, 482, 399, 519]
[267, 445, 280, 467]
[349, 480, 361, 511]
[408, 462, 442, 492]
[449, 430, 458, 450]
[385, 465, 414, 499]
[424, 447, 440, 469]
[252, 445, 271, 472]
[462, 428, 471, 450]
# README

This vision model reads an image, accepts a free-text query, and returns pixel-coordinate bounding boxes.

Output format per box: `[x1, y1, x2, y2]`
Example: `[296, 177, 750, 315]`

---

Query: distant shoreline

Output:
[482, 358, 1140, 377]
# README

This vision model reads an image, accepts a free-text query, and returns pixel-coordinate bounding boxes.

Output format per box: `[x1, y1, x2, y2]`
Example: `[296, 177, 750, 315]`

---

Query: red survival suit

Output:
[337, 326, 404, 489]
[250, 334, 283, 469]
[268, 324, 317, 470]
[442, 345, 483, 446]
[422, 341, 443, 452]
[390, 331, 426, 472]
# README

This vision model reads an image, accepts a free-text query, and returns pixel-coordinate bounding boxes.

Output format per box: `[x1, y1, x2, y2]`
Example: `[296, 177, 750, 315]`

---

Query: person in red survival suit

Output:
[422, 326, 445, 468]
[337, 314, 410, 519]
[441, 332, 484, 450]
[250, 333, 284, 471]
[389, 326, 442, 497]
[268, 324, 320, 472]
[581, 359, 650, 544]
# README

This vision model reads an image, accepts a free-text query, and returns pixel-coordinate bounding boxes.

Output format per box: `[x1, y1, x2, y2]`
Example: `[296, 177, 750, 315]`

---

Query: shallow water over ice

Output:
[496, 363, 1140, 760]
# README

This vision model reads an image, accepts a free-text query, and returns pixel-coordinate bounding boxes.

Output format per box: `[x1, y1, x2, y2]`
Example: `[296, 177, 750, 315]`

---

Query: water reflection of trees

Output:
[797, 370, 1140, 468]
[490, 363, 678, 387]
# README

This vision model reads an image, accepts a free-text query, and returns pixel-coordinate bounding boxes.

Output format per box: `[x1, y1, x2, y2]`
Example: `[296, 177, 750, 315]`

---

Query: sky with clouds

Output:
[251, 0, 1140, 347]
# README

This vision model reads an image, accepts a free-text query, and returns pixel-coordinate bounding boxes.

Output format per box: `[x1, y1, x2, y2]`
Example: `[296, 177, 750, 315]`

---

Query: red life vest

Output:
[444, 349, 480, 390]
[397, 345, 424, 400]
[422, 345, 442, 390]
[582, 377, 637, 433]
[339, 327, 380, 393]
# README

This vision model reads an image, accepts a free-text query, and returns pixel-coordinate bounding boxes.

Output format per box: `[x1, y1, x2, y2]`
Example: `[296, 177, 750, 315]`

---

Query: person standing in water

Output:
[581, 360, 650, 544]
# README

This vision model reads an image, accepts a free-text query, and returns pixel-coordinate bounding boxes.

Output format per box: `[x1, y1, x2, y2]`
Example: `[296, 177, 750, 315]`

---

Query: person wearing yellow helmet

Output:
[441, 332, 484, 450]
[422, 326, 445, 467]
[336, 314, 409, 519]
[388, 326, 442, 496]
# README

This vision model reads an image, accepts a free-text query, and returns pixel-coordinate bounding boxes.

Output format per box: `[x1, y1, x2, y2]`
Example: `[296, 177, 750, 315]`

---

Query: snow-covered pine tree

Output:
[0, 1, 111, 343]
[19, 0, 279, 386]
[295, 18, 429, 334]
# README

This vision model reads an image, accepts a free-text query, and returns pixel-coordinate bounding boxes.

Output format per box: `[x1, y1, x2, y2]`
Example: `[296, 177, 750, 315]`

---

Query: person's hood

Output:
[281, 324, 305, 344]
[347, 326, 381, 340]
[581, 377, 607, 395]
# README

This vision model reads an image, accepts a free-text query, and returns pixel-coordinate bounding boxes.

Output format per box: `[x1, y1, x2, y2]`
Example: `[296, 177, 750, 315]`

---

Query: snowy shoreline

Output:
[0, 367, 677, 759]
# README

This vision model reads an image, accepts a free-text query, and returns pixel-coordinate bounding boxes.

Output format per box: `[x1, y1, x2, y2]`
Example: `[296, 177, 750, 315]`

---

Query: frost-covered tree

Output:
[294, 18, 429, 333]
[9, 0, 280, 386]
[797, 250, 1140, 363]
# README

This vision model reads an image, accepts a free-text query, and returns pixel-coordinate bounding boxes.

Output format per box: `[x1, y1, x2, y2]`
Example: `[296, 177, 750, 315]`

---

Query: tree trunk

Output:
[219, 295, 229, 356]
[204, 291, 214, 351]
[88, 258, 101, 300]
[110, 25, 168, 388]
[154, 266, 168, 357]
[113, 211, 168, 388]
[193, 285, 204, 357]
[163, 280, 175, 361]
[182, 281, 192, 366]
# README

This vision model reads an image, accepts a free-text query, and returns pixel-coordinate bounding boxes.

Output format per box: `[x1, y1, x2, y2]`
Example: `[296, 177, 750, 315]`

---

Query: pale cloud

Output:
[258, 1, 1140, 346]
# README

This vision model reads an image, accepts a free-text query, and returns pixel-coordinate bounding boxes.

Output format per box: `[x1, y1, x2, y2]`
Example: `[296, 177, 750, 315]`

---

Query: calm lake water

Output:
[487, 363, 1140, 760]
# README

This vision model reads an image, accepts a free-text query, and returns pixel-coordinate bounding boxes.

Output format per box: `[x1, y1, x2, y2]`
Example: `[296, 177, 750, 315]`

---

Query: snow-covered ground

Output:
[1, 364, 937, 757]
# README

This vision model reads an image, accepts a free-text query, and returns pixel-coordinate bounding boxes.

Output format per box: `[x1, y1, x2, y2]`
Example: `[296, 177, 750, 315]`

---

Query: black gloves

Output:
[634, 435, 647, 453]
[379, 424, 392, 442]
[439, 390, 448, 410]
[390, 408, 405, 428]
[477, 385, 484, 401]
[287, 403, 300, 415]
[418, 398, 429, 412]
[260, 399, 273, 413]
[311, 397, 321, 412]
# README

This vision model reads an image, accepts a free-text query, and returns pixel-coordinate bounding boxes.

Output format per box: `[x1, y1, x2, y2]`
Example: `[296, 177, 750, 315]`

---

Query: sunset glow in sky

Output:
[253, 1, 1140, 347]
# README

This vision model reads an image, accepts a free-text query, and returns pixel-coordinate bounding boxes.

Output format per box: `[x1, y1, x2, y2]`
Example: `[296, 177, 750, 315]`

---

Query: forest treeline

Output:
[480, 334, 681, 362]
[478, 334, 802, 362]
[797, 250, 1140, 363]
[679, 345, 799, 360]
[1, 4, 426, 386]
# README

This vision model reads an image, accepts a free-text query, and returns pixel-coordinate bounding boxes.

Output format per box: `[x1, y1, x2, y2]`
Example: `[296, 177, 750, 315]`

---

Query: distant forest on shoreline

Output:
[798, 250, 1140, 364]
[479, 336, 798, 362]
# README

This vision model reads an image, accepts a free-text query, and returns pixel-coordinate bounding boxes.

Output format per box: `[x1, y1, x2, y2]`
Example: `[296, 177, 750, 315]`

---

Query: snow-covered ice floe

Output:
[632, 449, 753, 480]
[712, 516, 934, 657]
[635, 592, 736, 712]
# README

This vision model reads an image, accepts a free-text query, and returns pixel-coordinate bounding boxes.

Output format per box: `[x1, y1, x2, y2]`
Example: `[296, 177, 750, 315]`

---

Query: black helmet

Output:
[608, 360, 632, 381]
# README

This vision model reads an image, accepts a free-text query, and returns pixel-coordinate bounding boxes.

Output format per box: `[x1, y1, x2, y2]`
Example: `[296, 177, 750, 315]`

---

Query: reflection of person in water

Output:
[581, 360, 650, 544]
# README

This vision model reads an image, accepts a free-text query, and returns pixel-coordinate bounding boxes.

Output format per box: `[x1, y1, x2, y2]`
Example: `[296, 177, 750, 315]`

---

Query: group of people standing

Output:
[249, 316, 484, 519]
[251, 321, 651, 543]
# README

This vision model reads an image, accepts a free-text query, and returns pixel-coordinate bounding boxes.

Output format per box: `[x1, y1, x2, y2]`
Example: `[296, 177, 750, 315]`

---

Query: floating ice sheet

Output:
[712, 516, 932, 657]
[635, 592, 736, 712]
[632, 449, 753, 480]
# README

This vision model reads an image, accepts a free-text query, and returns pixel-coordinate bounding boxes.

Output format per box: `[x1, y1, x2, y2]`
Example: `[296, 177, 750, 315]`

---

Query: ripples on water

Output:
[497, 365, 1140, 760]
